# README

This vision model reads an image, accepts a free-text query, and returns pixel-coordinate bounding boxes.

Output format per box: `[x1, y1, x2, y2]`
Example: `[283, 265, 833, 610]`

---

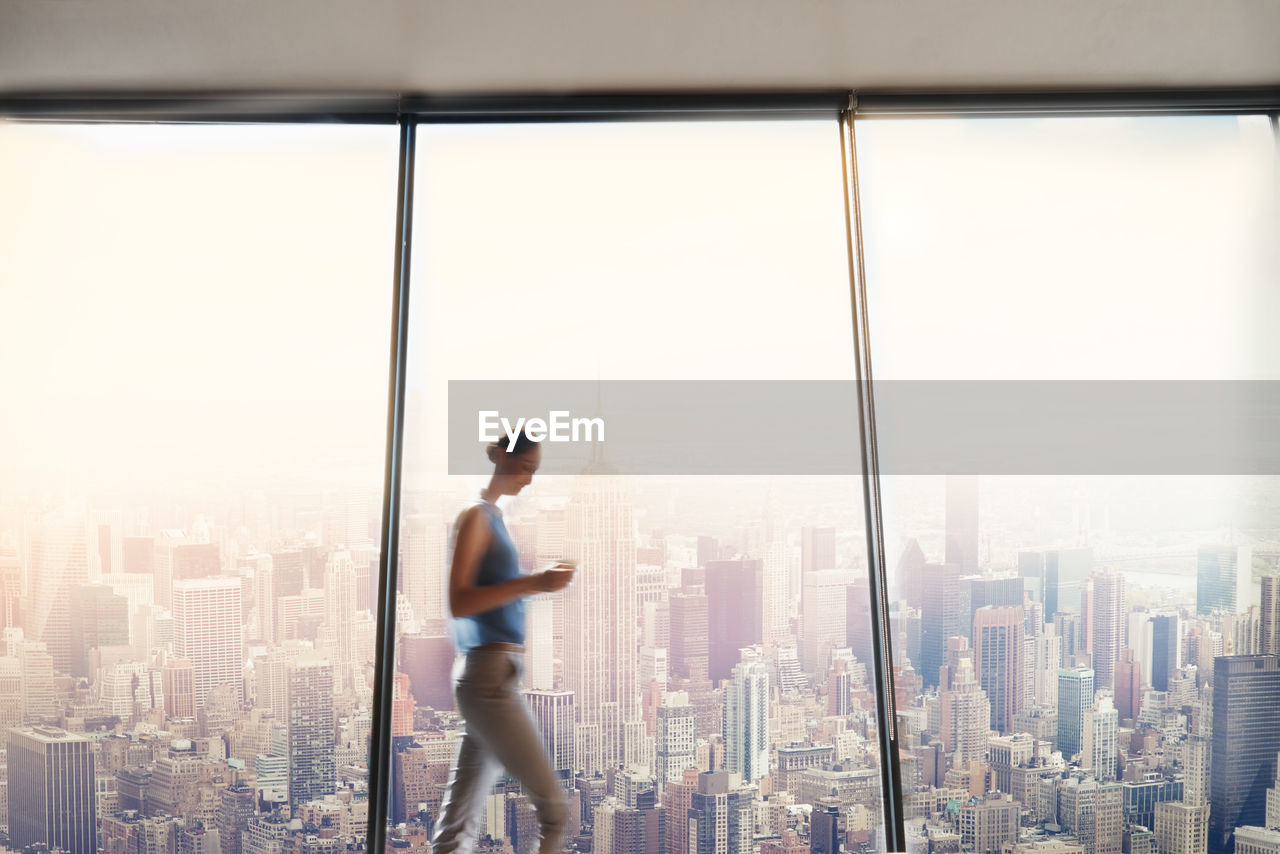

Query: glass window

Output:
[854, 114, 1278, 854]
[392, 120, 891, 853]
[0, 121, 399, 846]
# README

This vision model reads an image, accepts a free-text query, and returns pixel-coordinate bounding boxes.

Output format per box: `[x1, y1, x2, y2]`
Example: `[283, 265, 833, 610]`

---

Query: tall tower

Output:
[1151, 614, 1179, 691]
[801, 569, 848, 676]
[920, 563, 962, 689]
[945, 473, 980, 574]
[688, 771, 753, 854]
[1057, 666, 1095, 762]
[938, 653, 991, 769]
[172, 576, 244, 707]
[800, 527, 835, 575]
[563, 474, 640, 773]
[972, 605, 1024, 733]
[1091, 568, 1127, 689]
[1211, 655, 1280, 854]
[1262, 574, 1280, 655]
[656, 692, 698, 788]
[7, 726, 96, 854]
[723, 649, 769, 785]
[401, 514, 446, 634]
[525, 689, 576, 787]
[322, 549, 358, 694]
[24, 511, 90, 673]
[1083, 695, 1120, 781]
[705, 560, 763, 683]
[1113, 649, 1143, 725]
[287, 657, 336, 809]
[1198, 544, 1255, 616]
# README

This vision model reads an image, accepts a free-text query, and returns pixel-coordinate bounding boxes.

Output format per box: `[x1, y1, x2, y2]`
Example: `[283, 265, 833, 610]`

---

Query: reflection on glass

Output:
[0, 122, 398, 853]
[855, 116, 1279, 854]
[393, 121, 889, 853]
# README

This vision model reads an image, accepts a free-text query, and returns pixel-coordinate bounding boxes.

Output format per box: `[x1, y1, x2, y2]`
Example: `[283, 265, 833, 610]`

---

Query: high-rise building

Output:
[7, 725, 96, 854]
[801, 527, 835, 575]
[1155, 801, 1210, 854]
[1057, 666, 1095, 762]
[670, 589, 709, 680]
[1091, 569, 1127, 689]
[946, 473, 980, 574]
[811, 803, 844, 854]
[526, 689, 576, 786]
[1234, 827, 1280, 854]
[162, 657, 196, 719]
[68, 583, 130, 677]
[1198, 544, 1255, 616]
[920, 563, 963, 689]
[1025, 548, 1094, 618]
[656, 692, 698, 788]
[1262, 575, 1280, 655]
[1083, 696, 1120, 782]
[664, 768, 700, 854]
[688, 771, 753, 854]
[723, 649, 769, 785]
[563, 474, 641, 773]
[287, 658, 335, 808]
[1058, 776, 1123, 854]
[1211, 655, 1280, 854]
[802, 569, 848, 676]
[763, 539, 792, 647]
[705, 560, 763, 683]
[321, 549, 358, 693]
[938, 653, 991, 769]
[1121, 774, 1184, 831]
[964, 575, 1025, 641]
[1150, 614, 1179, 692]
[172, 575, 244, 707]
[398, 633, 455, 711]
[973, 605, 1025, 733]
[1113, 649, 1142, 725]
[958, 792, 1020, 854]
[24, 511, 90, 673]
[401, 514, 447, 634]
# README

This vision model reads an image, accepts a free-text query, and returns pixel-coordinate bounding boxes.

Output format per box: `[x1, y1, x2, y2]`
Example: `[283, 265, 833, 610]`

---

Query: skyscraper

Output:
[723, 649, 769, 784]
[938, 653, 991, 768]
[801, 569, 848, 676]
[1113, 649, 1142, 725]
[172, 575, 244, 707]
[656, 692, 698, 787]
[920, 563, 962, 689]
[689, 771, 753, 854]
[24, 511, 90, 673]
[1091, 568, 1127, 688]
[7, 725, 96, 854]
[526, 689, 576, 786]
[1083, 695, 1120, 782]
[801, 527, 835, 575]
[162, 657, 196, 719]
[69, 583, 130, 678]
[1198, 544, 1255, 616]
[705, 559, 763, 684]
[287, 657, 336, 809]
[972, 605, 1025, 733]
[945, 473, 980, 574]
[321, 549, 358, 693]
[1210, 655, 1280, 854]
[669, 589, 709, 680]
[1150, 614, 1179, 692]
[563, 474, 641, 772]
[401, 514, 447, 634]
[1057, 666, 1095, 761]
[1262, 574, 1280, 655]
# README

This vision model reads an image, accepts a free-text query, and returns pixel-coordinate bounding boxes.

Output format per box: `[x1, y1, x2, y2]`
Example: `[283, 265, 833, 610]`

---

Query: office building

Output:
[172, 575, 244, 707]
[1198, 544, 1255, 616]
[705, 559, 763, 683]
[723, 648, 769, 784]
[973, 604, 1025, 733]
[287, 657, 335, 808]
[1058, 666, 1094, 762]
[7, 725, 96, 854]
[1211, 655, 1280, 854]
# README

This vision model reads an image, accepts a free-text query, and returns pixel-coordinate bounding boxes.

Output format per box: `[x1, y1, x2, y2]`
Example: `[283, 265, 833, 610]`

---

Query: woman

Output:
[430, 430, 574, 854]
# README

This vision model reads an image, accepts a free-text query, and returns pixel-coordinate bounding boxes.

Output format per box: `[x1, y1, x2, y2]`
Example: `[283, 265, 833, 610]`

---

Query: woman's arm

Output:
[448, 506, 537, 618]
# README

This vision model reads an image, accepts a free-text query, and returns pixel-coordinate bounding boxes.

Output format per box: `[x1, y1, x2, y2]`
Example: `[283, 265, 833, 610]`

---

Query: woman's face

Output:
[495, 443, 541, 495]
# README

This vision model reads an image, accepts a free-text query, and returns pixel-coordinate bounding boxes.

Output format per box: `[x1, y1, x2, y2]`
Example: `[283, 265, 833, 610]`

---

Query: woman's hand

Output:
[528, 565, 576, 593]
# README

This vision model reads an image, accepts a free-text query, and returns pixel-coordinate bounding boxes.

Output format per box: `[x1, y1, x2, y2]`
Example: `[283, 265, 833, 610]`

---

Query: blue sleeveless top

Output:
[448, 499, 526, 653]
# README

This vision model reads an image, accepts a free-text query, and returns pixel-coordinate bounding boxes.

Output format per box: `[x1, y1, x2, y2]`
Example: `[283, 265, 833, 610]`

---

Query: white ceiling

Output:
[1, 0, 1278, 94]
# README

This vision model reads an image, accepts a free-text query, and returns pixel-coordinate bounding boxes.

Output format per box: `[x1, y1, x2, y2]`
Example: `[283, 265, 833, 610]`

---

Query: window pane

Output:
[0, 121, 398, 851]
[392, 121, 889, 854]
[855, 115, 1278, 854]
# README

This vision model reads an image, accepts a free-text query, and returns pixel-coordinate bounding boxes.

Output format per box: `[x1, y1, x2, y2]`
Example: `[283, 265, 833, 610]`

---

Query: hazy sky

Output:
[1, 116, 1275, 490]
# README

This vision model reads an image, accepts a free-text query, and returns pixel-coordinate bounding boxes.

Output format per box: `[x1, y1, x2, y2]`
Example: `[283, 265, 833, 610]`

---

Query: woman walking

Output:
[430, 431, 574, 854]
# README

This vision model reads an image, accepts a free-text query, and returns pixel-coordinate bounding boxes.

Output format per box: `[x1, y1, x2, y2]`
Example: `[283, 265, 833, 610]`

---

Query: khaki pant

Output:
[430, 648, 568, 854]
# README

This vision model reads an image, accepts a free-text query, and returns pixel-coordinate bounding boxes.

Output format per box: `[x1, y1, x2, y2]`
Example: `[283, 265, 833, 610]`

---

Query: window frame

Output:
[2, 88, 1277, 854]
